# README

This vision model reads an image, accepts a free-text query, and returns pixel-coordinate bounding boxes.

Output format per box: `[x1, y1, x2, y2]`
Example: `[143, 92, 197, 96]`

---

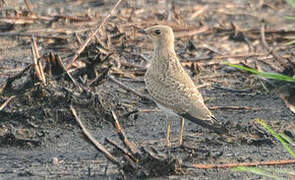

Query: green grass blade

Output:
[226, 63, 295, 82]
[264, 168, 295, 176]
[285, 16, 295, 20]
[286, 39, 295, 45]
[285, 35, 295, 39]
[233, 167, 283, 180]
[256, 119, 295, 159]
[286, 0, 295, 9]
[280, 133, 295, 146]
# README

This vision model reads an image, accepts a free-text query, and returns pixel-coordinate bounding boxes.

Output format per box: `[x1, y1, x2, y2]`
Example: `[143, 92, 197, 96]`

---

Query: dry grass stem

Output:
[0, 96, 16, 111]
[24, 0, 35, 16]
[111, 110, 140, 157]
[192, 159, 295, 169]
[109, 75, 151, 101]
[67, 0, 123, 69]
[70, 106, 120, 166]
[31, 37, 44, 85]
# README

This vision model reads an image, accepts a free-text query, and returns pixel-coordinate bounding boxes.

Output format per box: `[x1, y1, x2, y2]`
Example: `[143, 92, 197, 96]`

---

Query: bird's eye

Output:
[154, 29, 161, 35]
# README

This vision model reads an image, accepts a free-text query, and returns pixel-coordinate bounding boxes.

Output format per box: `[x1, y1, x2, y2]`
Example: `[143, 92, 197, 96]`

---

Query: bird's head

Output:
[138, 25, 175, 49]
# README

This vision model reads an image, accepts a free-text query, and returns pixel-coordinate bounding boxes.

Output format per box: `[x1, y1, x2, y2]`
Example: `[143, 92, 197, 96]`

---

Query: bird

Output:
[138, 25, 229, 146]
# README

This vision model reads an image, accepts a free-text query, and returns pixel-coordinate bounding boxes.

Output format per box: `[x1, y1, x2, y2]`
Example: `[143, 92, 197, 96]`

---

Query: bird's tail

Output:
[180, 113, 231, 136]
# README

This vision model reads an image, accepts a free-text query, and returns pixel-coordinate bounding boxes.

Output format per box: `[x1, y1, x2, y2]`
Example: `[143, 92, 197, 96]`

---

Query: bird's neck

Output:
[153, 41, 176, 61]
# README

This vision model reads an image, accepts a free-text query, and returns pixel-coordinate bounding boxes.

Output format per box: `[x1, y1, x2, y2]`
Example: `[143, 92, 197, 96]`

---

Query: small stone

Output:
[51, 157, 59, 165]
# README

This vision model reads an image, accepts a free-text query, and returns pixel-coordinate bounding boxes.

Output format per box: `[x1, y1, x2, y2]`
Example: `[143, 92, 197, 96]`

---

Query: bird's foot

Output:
[178, 136, 183, 146]
[178, 118, 184, 146]
[166, 140, 172, 147]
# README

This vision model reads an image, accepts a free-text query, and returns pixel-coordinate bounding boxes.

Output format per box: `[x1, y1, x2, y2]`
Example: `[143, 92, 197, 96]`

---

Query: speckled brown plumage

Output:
[142, 25, 227, 135]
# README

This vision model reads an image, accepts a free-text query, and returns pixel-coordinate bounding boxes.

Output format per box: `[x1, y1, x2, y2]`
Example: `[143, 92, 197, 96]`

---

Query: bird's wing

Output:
[180, 113, 229, 135]
[145, 56, 214, 122]
[166, 75, 216, 123]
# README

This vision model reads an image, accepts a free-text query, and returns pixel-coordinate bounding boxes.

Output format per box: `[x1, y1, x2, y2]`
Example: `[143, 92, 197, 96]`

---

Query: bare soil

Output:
[0, 0, 295, 179]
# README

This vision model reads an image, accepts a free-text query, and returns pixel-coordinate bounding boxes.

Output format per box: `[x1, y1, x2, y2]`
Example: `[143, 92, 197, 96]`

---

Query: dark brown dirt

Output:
[1, 0, 295, 179]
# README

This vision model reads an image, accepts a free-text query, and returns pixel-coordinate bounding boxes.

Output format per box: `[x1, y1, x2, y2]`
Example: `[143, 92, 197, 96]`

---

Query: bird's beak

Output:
[138, 29, 147, 34]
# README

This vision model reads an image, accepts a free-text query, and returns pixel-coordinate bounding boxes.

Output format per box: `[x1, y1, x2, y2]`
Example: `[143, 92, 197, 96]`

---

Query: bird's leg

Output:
[179, 118, 184, 146]
[166, 119, 172, 147]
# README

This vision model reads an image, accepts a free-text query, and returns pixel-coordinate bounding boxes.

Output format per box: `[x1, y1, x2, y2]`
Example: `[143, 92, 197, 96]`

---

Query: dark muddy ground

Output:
[1, 0, 295, 179]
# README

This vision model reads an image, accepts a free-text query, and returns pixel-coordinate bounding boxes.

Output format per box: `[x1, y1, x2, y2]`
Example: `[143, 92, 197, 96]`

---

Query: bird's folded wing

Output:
[146, 70, 213, 121]
[179, 113, 229, 135]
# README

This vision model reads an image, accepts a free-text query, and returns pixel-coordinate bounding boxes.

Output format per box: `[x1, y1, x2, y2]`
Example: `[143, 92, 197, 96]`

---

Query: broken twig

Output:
[0, 96, 16, 111]
[24, 0, 35, 16]
[192, 159, 295, 169]
[67, 0, 123, 69]
[31, 36, 46, 85]
[109, 75, 152, 101]
[0, 32, 66, 40]
[105, 137, 138, 162]
[111, 110, 140, 158]
[70, 106, 120, 166]
[31, 36, 45, 85]
[174, 26, 208, 38]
